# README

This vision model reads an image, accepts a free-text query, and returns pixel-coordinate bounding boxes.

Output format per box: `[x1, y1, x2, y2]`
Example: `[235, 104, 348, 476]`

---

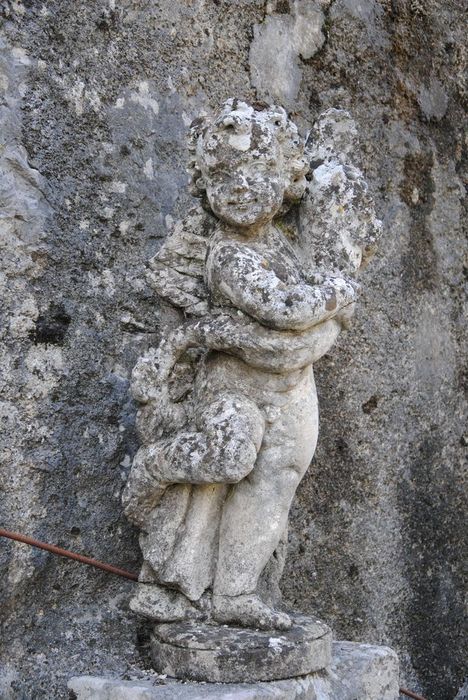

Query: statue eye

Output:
[208, 168, 231, 178]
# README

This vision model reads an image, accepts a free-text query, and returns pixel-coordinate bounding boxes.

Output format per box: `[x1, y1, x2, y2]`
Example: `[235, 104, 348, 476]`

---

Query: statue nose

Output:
[233, 178, 249, 193]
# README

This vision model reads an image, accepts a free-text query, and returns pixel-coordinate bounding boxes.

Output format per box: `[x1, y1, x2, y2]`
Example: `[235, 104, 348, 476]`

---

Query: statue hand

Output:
[335, 301, 357, 329]
[324, 276, 360, 311]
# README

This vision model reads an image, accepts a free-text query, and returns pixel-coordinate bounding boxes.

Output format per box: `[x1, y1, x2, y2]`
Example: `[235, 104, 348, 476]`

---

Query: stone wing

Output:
[297, 109, 382, 275]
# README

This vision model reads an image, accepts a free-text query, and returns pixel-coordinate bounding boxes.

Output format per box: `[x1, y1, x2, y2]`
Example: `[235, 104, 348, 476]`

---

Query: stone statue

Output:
[122, 99, 381, 678]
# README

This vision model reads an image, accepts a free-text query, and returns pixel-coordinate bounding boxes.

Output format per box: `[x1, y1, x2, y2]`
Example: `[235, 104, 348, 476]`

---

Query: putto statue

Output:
[122, 99, 381, 675]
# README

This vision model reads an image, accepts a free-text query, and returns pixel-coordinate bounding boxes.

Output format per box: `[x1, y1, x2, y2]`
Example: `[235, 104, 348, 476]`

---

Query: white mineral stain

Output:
[101, 206, 114, 219]
[109, 181, 127, 193]
[0, 71, 8, 91]
[11, 2, 25, 15]
[12, 47, 30, 65]
[25, 347, 64, 398]
[9, 297, 39, 338]
[67, 80, 85, 116]
[144, 158, 154, 179]
[87, 269, 116, 297]
[249, 4, 328, 104]
[101, 269, 116, 296]
[87, 89, 101, 110]
[130, 81, 159, 115]
[228, 132, 251, 152]
[182, 111, 194, 127]
[268, 637, 284, 653]
[112, 363, 128, 379]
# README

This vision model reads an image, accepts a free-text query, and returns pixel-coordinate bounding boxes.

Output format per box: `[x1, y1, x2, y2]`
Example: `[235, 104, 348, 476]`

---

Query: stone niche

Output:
[1, 1, 466, 699]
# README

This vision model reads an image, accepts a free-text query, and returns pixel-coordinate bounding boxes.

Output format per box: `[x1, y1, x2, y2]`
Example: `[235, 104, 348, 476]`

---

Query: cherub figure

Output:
[123, 100, 381, 630]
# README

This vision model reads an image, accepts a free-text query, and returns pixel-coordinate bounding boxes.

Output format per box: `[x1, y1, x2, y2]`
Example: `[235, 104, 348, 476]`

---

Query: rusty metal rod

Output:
[0, 528, 138, 581]
[400, 688, 427, 700]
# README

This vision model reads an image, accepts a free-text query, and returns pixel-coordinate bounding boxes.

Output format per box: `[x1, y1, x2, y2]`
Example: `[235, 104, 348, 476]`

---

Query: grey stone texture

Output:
[0, 1, 466, 699]
[68, 641, 399, 699]
[455, 681, 468, 700]
[150, 615, 332, 682]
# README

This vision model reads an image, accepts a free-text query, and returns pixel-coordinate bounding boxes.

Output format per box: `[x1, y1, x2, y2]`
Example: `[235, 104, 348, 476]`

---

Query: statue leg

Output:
[213, 377, 318, 630]
[123, 392, 264, 527]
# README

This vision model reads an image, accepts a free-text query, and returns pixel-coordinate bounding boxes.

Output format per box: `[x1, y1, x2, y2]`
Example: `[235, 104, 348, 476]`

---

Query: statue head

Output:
[188, 99, 308, 228]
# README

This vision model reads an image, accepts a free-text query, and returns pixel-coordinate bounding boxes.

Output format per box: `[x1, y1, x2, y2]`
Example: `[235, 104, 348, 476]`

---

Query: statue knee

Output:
[200, 395, 265, 482]
[221, 438, 258, 482]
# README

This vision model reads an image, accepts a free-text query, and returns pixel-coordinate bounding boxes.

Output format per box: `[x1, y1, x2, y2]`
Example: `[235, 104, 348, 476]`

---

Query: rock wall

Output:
[0, 1, 465, 698]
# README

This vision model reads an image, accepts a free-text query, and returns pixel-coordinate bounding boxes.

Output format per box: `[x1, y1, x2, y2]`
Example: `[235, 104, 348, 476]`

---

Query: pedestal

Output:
[68, 641, 400, 700]
[150, 614, 332, 683]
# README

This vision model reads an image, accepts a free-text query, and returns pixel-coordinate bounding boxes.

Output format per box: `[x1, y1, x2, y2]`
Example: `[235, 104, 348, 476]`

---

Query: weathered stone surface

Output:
[150, 615, 332, 682]
[455, 681, 468, 700]
[68, 641, 398, 699]
[1, 1, 466, 698]
[123, 100, 374, 639]
[330, 641, 399, 699]
[250, 1, 331, 105]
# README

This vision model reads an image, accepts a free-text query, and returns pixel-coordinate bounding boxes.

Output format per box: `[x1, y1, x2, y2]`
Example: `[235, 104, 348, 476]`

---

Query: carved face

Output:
[204, 155, 285, 228]
[196, 102, 299, 228]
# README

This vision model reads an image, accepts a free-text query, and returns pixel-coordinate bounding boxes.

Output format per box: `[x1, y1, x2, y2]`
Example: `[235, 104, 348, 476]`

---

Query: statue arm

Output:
[209, 243, 358, 331]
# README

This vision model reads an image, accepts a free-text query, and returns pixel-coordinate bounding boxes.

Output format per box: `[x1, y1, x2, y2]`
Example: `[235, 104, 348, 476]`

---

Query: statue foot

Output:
[122, 446, 167, 528]
[130, 583, 204, 623]
[212, 593, 292, 630]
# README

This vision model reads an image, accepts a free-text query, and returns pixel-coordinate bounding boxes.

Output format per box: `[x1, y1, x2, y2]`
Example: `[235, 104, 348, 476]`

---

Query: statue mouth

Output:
[227, 198, 259, 207]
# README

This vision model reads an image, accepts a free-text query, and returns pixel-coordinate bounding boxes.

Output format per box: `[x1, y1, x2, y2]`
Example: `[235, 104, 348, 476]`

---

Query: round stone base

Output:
[150, 613, 332, 683]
